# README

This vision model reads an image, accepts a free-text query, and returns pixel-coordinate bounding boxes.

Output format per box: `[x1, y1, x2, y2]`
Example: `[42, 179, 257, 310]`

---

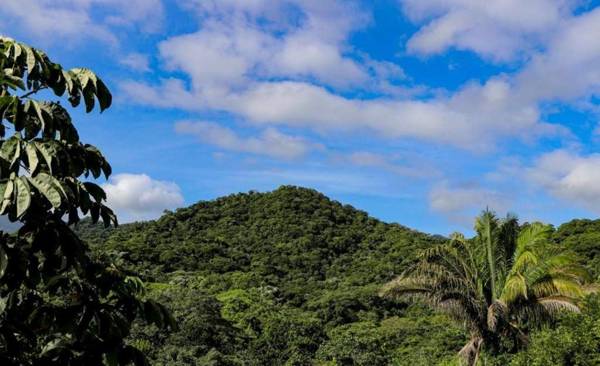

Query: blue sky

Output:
[3, 0, 600, 234]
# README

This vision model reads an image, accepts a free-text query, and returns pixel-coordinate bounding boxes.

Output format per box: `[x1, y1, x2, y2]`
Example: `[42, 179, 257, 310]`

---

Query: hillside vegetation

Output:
[77, 186, 600, 365]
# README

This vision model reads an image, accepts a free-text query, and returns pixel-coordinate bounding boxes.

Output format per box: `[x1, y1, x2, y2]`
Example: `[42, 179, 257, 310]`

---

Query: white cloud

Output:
[123, 76, 552, 150]
[341, 151, 439, 178]
[527, 150, 600, 213]
[515, 7, 600, 102]
[0, 0, 115, 44]
[273, 33, 369, 87]
[400, 0, 576, 62]
[174, 121, 317, 160]
[156, 1, 372, 90]
[429, 181, 510, 225]
[102, 174, 184, 222]
[98, 0, 164, 33]
[400, 2, 600, 107]
[0, 0, 164, 44]
[120, 1, 600, 153]
[119, 52, 151, 72]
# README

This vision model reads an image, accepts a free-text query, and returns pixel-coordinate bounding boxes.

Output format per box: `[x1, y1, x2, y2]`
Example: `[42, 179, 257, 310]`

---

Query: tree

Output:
[0, 37, 174, 365]
[510, 294, 600, 366]
[381, 210, 594, 365]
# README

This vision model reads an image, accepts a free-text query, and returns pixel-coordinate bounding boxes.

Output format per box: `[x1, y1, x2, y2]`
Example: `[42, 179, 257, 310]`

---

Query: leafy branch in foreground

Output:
[0, 36, 175, 366]
[381, 210, 596, 366]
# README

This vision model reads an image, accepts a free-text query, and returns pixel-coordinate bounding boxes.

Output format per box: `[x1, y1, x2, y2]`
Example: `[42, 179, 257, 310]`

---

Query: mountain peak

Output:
[79, 187, 440, 292]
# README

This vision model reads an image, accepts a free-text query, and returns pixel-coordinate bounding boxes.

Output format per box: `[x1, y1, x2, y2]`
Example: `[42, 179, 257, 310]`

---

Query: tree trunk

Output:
[483, 215, 497, 301]
[459, 337, 484, 366]
[472, 340, 482, 366]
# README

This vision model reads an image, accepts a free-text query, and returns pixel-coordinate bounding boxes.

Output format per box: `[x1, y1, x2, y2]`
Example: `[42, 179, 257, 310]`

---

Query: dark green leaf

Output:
[15, 177, 30, 218]
[27, 173, 63, 208]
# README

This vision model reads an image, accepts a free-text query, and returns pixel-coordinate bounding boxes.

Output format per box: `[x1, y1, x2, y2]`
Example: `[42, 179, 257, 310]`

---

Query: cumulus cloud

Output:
[119, 52, 151, 72]
[102, 174, 184, 222]
[174, 121, 318, 160]
[342, 151, 439, 178]
[515, 7, 600, 102]
[123, 75, 552, 150]
[399, 2, 600, 104]
[400, 0, 575, 62]
[527, 150, 600, 213]
[0, 0, 164, 44]
[429, 182, 510, 225]
[156, 0, 373, 91]
[118, 0, 600, 155]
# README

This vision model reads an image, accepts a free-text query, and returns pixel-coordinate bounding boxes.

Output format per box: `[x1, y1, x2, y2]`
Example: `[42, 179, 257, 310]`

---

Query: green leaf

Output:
[0, 244, 8, 279]
[0, 180, 14, 215]
[78, 188, 91, 214]
[25, 100, 45, 130]
[74, 68, 98, 88]
[40, 337, 69, 356]
[96, 78, 112, 112]
[72, 68, 90, 89]
[83, 86, 95, 113]
[34, 141, 57, 174]
[0, 96, 15, 120]
[82, 182, 106, 202]
[25, 142, 39, 173]
[27, 173, 63, 209]
[22, 45, 36, 74]
[90, 204, 100, 223]
[104, 352, 119, 366]
[0, 295, 7, 315]
[62, 70, 73, 94]
[11, 43, 21, 60]
[100, 205, 116, 228]
[0, 135, 22, 169]
[15, 177, 31, 219]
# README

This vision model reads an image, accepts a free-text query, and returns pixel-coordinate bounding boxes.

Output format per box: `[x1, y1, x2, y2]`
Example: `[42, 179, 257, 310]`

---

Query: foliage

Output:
[553, 219, 600, 279]
[77, 188, 600, 365]
[78, 186, 462, 365]
[129, 276, 244, 366]
[381, 210, 594, 365]
[0, 37, 173, 365]
[509, 294, 600, 365]
[316, 313, 465, 366]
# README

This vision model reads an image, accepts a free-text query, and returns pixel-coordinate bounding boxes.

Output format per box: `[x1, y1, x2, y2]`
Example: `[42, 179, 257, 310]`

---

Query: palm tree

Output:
[380, 210, 594, 365]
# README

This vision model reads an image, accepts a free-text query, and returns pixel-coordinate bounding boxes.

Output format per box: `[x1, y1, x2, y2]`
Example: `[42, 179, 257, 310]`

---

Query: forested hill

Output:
[75, 186, 600, 365]
[553, 219, 600, 277]
[78, 185, 444, 300]
[77, 186, 465, 365]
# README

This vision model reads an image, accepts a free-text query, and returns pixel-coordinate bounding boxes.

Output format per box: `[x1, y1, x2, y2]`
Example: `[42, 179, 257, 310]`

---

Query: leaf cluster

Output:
[0, 37, 172, 366]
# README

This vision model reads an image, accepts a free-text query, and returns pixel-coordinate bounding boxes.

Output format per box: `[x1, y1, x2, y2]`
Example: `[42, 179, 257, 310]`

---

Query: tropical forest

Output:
[1, 1, 600, 366]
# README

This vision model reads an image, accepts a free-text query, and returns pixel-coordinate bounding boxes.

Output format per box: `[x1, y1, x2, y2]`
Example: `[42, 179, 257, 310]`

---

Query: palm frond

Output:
[379, 276, 432, 299]
[537, 295, 581, 314]
[530, 275, 584, 299]
[513, 222, 552, 260]
[512, 250, 538, 273]
[501, 273, 528, 303]
[487, 299, 507, 331]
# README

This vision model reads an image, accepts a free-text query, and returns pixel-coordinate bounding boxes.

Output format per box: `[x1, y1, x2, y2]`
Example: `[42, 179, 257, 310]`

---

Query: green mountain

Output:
[553, 219, 600, 278]
[80, 186, 442, 294]
[76, 186, 600, 365]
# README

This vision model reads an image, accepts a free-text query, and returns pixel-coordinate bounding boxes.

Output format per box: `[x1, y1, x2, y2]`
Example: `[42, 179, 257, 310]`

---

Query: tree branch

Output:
[20, 85, 47, 99]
